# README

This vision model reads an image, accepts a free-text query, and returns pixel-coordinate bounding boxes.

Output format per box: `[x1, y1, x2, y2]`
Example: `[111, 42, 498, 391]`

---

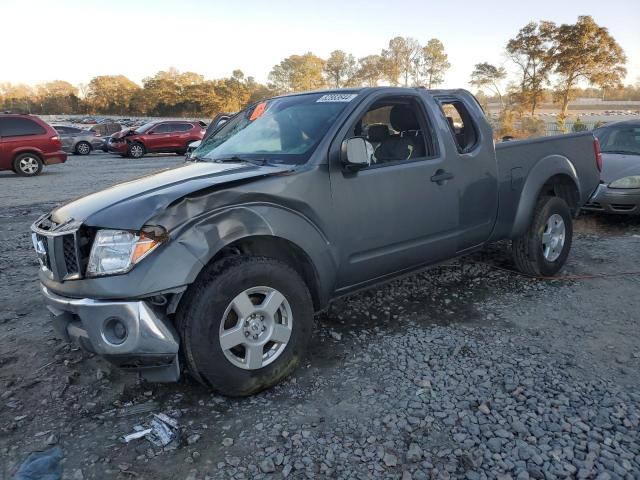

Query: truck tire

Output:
[176, 256, 314, 396]
[512, 196, 573, 277]
[13, 153, 44, 176]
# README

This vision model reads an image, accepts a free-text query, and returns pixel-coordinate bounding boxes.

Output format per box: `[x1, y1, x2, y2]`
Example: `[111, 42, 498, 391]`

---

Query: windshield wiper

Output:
[213, 156, 269, 166]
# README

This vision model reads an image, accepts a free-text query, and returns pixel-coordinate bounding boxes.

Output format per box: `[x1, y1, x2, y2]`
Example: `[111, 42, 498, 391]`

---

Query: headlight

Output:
[609, 176, 640, 189]
[87, 229, 163, 276]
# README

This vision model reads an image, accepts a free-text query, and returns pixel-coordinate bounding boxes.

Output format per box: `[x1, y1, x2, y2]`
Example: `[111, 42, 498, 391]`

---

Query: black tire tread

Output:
[512, 196, 572, 277]
[176, 255, 313, 396]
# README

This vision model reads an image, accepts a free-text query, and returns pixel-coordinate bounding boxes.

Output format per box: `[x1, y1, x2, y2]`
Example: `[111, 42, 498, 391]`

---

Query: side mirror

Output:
[341, 137, 371, 171]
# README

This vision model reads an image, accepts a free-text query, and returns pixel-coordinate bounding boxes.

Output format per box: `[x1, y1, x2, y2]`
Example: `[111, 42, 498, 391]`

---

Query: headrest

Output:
[367, 123, 390, 142]
[390, 105, 419, 132]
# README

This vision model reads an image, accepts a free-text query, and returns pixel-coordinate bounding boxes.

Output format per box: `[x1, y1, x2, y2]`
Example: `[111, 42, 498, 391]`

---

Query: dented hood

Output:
[51, 161, 292, 230]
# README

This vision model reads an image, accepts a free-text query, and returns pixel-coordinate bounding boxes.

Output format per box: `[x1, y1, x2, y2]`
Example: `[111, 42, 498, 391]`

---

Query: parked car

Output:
[107, 120, 205, 158]
[89, 123, 122, 152]
[53, 125, 103, 155]
[0, 113, 67, 176]
[583, 120, 640, 215]
[32, 87, 600, 395]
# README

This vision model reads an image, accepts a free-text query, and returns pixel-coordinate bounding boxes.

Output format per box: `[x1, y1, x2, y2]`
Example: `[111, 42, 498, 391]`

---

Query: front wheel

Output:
[127, 142, 145, 158]
[177, 256, 314, 396]
[512, 196, 573, 276]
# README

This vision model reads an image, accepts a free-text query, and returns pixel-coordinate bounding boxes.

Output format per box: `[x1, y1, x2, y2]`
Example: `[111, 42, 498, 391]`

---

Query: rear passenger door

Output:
[170, 122, 194, 150]
[433, 94, 499, 251]
[329, 91, 459, 289]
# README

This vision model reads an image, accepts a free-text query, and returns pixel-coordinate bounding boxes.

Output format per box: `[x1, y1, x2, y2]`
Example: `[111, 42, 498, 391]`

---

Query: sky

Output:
[1, 0, 639, 90]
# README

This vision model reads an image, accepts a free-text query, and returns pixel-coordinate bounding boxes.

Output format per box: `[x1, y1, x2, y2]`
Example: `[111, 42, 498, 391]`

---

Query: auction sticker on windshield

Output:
[316, 94, 358, 103]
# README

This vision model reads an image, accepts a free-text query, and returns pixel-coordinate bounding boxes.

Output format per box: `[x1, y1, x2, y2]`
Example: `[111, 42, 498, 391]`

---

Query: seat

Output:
[366, 123, 390, 144]
[374, 105, 425, 163]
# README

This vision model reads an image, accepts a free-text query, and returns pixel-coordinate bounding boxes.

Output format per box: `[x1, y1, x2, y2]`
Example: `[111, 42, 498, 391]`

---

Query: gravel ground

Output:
[1, 154, 639, 480]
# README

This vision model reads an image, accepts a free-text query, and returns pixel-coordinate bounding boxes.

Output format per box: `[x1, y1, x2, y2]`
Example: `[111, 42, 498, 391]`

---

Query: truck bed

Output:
[492, 132, 601, 240]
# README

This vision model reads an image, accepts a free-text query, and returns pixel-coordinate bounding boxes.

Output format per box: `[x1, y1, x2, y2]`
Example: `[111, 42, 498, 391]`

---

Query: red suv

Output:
[0, 114, 67, 176]
[107, 120, 206, 158]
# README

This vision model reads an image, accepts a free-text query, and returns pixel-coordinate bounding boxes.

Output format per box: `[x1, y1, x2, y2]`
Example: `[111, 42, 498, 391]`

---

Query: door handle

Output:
[431, 170, 454, 184]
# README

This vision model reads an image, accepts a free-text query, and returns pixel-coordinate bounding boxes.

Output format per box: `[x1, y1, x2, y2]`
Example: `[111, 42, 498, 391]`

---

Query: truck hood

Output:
[600, 152, 640, 184]
[51, 161, 292, 230]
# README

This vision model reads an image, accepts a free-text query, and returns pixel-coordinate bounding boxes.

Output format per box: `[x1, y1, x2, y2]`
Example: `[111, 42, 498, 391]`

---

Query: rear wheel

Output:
[512, 196, 573, 276]
[13, 153, 43, 177]
[127, 142, 145, 158]
[177, 256, 314, 396]
[75, 141, 91, 155]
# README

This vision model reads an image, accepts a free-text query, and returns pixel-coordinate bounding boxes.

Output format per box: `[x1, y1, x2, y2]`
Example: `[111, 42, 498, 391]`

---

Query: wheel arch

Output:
[510, 155, 580, 238]
[170, 204, 337, 312]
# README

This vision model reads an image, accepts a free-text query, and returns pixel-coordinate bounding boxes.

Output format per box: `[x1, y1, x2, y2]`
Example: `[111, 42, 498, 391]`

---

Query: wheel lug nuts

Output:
[253, 334, 258, 340]
[244, 331, 250, 337]
[262, 325, 266, 331]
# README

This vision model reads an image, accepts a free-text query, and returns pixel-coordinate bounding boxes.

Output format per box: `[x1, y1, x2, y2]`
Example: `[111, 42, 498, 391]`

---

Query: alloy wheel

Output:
[542, 213, 565, 262]
[218, 286, 293, 370]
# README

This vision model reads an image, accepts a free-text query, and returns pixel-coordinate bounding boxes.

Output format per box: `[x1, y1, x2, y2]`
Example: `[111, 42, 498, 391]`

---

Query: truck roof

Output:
[272, 86, 472, 100]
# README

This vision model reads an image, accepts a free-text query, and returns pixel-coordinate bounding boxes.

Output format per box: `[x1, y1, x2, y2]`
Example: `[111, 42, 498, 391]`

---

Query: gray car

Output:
[32, 87, 600, 395]
[54, 125, 104, 155]
[584, 120, 640, 214]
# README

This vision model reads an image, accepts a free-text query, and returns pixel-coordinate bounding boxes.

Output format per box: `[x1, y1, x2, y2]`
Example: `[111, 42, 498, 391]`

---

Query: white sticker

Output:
[316, 93, 358, 103]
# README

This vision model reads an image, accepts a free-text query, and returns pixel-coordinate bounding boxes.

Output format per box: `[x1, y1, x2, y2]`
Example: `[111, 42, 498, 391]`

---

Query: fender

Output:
[509, 154, 580, 238]
[171, 202, 338, 306]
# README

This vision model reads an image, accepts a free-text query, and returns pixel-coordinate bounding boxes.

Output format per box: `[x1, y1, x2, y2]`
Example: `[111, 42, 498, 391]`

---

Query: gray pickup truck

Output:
[32, 87, 601, 396]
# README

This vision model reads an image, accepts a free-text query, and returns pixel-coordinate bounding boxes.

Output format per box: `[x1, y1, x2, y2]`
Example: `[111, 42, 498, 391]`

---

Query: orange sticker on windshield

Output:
[249, 102, 267, 121]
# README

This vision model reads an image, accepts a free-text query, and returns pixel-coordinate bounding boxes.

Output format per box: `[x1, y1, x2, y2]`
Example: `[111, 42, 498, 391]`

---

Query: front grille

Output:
[31, 215, 85, 280]
[35, 233, 52, 270]
[583, 202, 603, 210]
[611, 204, 635, 211]
[63, 234, 79, 275]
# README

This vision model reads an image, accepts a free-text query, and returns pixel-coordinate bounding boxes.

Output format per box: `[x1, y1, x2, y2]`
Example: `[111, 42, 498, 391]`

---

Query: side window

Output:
[54, 126, 69, 134]
[346, 97, 435, 166]
[0, 117, 47, 137]
[174, 123, 193, 132]
[440, 100, 478, 153]
[153, 123, 170, 134]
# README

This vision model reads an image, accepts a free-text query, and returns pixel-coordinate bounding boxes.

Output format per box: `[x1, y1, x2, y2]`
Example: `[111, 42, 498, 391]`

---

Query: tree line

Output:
[0, 16, 633, 122]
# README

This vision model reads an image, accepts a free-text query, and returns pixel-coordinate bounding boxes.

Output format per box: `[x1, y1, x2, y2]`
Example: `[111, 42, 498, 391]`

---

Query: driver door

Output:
[329, 92, 459, 290]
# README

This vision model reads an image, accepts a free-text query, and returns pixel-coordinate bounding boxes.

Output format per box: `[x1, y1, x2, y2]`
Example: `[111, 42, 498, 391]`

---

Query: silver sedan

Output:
[584, 120, 640, 215]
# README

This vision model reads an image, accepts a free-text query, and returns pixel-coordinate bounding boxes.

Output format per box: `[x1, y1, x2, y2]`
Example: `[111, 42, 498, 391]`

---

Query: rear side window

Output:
[173, 123, 193, 132]
[439, 100, 479, 153]
[0, 117, 47, 137]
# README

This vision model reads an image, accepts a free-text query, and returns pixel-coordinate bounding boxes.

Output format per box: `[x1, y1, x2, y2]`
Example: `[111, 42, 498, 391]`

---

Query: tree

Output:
[355, 55, 384, 87]
[470, 63, 507, 108]
[35, 81, 79, 114]
[86, 75, 140, 114]
[381, 36, 421, 86]
[268, 53, 326, 94]
[0, 83, 34, 113]
[413, 38, 450, 88]
[549, 15, 627, 118]
[506, 21, 555, 115]
[324, 50, 357, 88]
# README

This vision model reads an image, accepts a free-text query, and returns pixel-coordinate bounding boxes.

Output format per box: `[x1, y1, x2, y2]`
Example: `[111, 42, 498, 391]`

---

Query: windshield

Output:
[595, 126, 640, 155]
[193, 92, 357, 164]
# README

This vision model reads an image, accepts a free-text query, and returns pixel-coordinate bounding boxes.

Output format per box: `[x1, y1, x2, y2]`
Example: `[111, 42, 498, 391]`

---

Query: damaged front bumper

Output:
[40, 284, 180, 382]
